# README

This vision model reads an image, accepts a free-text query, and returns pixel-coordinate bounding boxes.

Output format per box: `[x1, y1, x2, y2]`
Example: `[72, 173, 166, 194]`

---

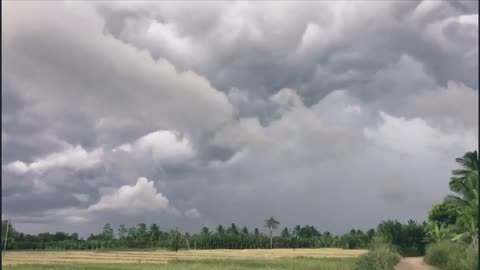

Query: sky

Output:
[2, 0, 478, 237]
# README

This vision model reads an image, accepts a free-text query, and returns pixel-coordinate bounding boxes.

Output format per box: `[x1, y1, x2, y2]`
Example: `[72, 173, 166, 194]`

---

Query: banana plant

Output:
[425, 222, 453, 243]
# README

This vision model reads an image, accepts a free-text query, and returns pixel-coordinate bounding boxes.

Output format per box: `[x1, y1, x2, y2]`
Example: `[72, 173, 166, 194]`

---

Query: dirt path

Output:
[395, 257, 441, 270]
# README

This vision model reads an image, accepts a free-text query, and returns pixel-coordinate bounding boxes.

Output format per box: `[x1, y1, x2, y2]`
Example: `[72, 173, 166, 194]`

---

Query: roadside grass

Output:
[353, 237, 401, 270]
[425, 241, 478, 270]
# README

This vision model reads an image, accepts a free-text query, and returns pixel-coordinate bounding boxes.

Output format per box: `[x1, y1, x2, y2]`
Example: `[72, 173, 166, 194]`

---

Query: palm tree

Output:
[444, 151, 479, 245]
[200, 227, 210, 235]
[216, 225, 225, 234]
[264, 217, 280, 249]
[446, 151, 478, 205]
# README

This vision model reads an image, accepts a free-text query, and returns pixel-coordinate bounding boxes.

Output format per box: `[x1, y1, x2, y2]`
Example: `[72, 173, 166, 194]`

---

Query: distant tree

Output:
[253, 228, 260, 235]
[200, 227, 210, 235]
[227, 223, 239, 235]
[70, 233, 79, 241]
[136, 223, 148, 246]
[241, 226, 249, 234]
[298, 225, 320, 238]
[216, 225, 225, 234]
[366, 228, 375, 240]
[127, 227, 136, 240]
[1, 220, 18, 251]
[293, 225, 301, 237]
[118, 225, 127, 240]
[149, 224, 160, 247]
[101, 224, 114, 240]
[281, 227, 290, 238]
[264, 217, 280, 249]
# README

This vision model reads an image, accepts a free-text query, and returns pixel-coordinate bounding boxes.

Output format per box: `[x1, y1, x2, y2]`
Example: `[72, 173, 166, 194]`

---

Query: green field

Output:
[2, 249, 362, 270]
[3, 258, 355, 270]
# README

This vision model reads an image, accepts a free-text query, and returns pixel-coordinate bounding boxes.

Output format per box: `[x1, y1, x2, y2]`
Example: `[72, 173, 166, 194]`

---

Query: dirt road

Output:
[395, 257, 441, 270]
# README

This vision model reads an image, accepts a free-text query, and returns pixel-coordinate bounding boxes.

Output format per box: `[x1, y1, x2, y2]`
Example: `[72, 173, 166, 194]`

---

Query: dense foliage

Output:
[376, 220, 426, 256]
[424, 151, 479, 270]
[425, 241, 478, 270]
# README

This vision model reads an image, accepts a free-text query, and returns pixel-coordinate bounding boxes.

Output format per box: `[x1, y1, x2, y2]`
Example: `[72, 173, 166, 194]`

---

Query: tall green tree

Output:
[200, 227, 210, 235]
[216, 225, 225, 234]
[149, 224, 160, 247]
[1, 220, 18, 251]
[100, 223, 114, 248]
[444, 151, 479, 246]
[446, 151, 478, 205]
[264, 217, 280, 249]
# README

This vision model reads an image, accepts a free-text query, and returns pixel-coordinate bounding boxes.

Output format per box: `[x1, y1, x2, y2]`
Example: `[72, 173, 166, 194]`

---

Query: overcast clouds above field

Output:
[2, 1, 478, 236]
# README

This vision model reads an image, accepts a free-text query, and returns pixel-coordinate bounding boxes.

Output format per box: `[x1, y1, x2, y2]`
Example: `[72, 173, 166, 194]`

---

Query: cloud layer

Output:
[2, 1, 477, 236]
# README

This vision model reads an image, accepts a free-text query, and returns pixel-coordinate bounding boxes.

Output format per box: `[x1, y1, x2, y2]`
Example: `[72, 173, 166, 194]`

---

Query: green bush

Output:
[425, 241, 478, 270]
[354, 237, 401, 270]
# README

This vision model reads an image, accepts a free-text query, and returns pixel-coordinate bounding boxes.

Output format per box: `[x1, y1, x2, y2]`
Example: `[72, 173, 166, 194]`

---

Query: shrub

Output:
[425, 241, 478, 270]
[424, 241, 451, 266]
[354, 237, 401, 270]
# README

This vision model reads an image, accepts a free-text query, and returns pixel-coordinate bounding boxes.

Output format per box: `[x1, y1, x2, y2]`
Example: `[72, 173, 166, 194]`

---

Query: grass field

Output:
[2, 249, 366, 269]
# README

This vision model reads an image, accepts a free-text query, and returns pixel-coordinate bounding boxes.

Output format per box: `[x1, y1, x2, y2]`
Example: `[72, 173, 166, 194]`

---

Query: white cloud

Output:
[3, 145, 103, 175]
[112, 143, 132, 153]
[184, 208, 201, 219]
[208, 148, 249, 168]
[88, 177, 170, 215]
[114, 130, 195, 164]
[406, 81, 478, 128]
[65, 215, 88, 224]
[345, 104, 362, 114]
[458, 14, 478, 27]
[3, 161, 29, 175]
[364, 112, 476, 157]
[269, 88, 304, 109]
[135, 131, 195, 161]
[213, 118, 268, 150]
[73, 193, 90, 203]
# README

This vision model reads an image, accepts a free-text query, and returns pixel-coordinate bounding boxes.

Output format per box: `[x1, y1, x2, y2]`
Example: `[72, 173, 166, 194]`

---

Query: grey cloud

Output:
[2, 1, 477, 235]
[96, 1, 477, 106]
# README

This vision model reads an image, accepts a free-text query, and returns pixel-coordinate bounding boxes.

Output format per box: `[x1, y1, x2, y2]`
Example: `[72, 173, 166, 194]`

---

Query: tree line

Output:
[1, 218, 426, 255]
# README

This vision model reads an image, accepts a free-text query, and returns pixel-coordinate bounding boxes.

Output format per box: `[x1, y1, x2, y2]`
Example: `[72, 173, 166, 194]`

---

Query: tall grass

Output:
[353, 237, 401, 270]
[425, 241, 478, 270]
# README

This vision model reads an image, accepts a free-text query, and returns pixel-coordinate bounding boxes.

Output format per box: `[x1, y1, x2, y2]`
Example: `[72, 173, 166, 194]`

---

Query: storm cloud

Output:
[2, 1, 478, 236]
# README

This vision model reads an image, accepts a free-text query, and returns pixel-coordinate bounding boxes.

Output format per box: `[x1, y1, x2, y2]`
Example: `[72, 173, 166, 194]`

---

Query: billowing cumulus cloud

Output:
[113, 130, 195, 164]
[2, 0, 477, 236]
[88, 177, 170, 215]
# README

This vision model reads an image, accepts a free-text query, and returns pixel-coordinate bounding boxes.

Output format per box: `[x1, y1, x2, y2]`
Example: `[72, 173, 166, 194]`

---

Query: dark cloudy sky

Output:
[2, 1, 478, 236]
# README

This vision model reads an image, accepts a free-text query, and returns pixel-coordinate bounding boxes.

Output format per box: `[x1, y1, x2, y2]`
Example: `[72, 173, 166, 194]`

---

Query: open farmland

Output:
[2, 248, 366, 266]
